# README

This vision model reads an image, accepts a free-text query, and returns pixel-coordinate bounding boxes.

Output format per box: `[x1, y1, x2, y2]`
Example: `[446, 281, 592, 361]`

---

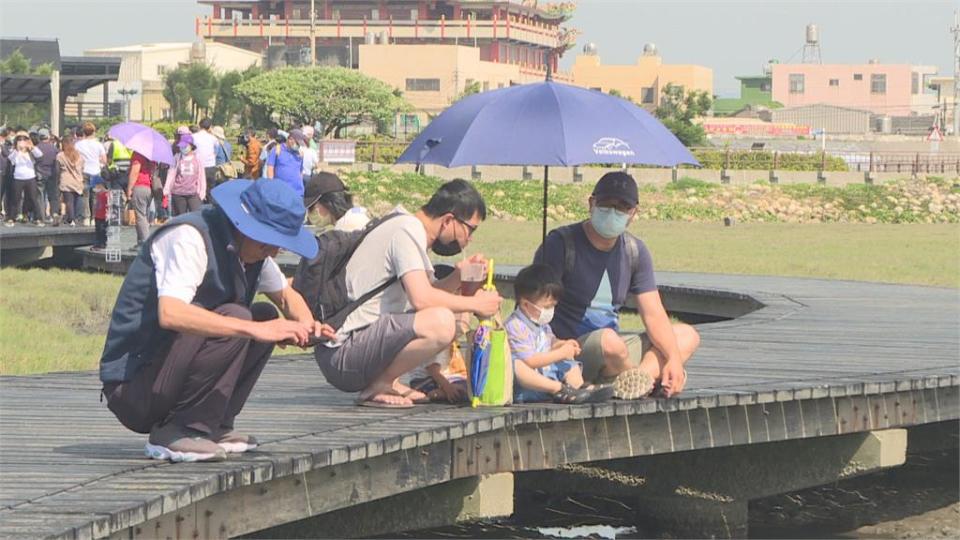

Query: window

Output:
[828, 79, 839, 87]
[641, 87, 655, 104]
[405, 78, 440, 92]
[911, 72, 919, 94]
[870, 73, 886, 94]
[157, 65, 168, 76]
[789, 73, 804, 94]
[760, 82, 771, 92]
[853, 73, 863, 81]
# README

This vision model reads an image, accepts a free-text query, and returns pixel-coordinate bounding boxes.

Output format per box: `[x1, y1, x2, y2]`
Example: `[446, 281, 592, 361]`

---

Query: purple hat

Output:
[177, 133, 195, 149]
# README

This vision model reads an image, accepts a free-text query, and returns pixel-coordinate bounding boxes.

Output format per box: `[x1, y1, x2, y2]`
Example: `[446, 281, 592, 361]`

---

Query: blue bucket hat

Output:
[211, 179, 318, 259]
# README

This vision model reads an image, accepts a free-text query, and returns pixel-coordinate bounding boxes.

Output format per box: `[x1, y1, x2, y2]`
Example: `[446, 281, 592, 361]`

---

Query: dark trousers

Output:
[171, 194, 202, 216]
[11, 178, 44, 221]
[204, 166, 219, 200]
[103, 302, 278, 436]
[40, 173, 59, 216]
[62, 191, 82, 224]
[94, 218, 107, 247]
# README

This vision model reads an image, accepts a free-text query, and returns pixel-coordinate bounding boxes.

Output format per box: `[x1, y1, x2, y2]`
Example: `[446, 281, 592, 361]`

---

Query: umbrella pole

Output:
[541, 166, 549, 244]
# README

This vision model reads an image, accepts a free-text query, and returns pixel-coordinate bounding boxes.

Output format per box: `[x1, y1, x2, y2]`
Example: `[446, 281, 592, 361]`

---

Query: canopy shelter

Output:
[0, 38, 120, 133]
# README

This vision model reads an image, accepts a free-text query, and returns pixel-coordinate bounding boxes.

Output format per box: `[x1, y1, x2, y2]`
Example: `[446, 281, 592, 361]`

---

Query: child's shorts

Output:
[514, 359, 580, 403]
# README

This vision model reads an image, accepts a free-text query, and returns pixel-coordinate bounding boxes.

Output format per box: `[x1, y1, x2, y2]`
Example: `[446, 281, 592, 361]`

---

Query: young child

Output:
[505, 264, 614, 404]
[91, 179, 109, 250]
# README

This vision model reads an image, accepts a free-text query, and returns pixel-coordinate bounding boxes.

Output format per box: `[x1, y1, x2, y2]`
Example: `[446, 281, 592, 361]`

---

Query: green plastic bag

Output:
[468, 327, 514, 407]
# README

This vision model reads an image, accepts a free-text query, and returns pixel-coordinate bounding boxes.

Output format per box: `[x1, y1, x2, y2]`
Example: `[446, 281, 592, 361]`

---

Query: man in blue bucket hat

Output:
[99, 179, 334, 463]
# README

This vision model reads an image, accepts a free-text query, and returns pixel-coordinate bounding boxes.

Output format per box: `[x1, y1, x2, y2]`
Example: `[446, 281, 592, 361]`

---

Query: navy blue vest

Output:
[99, 206, 264, 383]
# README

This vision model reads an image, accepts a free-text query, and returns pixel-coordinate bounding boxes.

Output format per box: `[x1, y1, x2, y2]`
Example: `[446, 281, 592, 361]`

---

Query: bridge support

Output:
[252, 473, 513, 538]
[520, 429, 907, 539]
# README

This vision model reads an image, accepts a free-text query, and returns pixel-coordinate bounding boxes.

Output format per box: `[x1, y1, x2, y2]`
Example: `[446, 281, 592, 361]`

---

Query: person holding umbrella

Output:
[127, 150, 156, 246]
[108, 122, 177, 247]
[534, 172, 700, 399]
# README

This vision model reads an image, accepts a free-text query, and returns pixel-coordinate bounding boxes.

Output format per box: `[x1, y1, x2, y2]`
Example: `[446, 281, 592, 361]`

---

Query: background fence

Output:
[353, 141, 960, 175]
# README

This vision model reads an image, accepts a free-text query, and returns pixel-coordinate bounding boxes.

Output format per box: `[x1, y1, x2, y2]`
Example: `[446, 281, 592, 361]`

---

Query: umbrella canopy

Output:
[107, 122, 174, 165]
[397, 80, 699, 168]
[396, 81, 699, 241]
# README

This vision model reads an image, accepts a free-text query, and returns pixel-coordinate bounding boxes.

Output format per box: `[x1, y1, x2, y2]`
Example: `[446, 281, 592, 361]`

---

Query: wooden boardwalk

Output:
[0, 273, 957, 539]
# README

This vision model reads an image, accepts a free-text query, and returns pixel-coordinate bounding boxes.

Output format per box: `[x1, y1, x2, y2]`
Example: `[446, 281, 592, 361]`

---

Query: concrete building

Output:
[927, 75, 957, 135]
[770, 104, 872, 134]
[570, 43, 712, 107]
[195, 0, 573, 118]
[770, 62, 938, 117]
[358, 42, 569, 115]
[81, 41, 261, 121]
[712, 74, 781, 116]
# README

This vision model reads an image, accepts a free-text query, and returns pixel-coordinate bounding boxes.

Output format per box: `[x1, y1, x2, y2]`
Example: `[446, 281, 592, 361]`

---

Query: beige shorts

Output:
[575, 329, 652, 383]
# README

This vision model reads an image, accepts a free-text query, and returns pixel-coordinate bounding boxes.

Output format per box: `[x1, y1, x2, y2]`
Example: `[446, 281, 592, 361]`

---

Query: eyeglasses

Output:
[456, 217, 478, 238]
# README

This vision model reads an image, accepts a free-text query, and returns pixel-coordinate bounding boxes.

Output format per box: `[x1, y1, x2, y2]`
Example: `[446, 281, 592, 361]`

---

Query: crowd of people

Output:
[95, 157, 700, 462]
[0, 118, 340, 249]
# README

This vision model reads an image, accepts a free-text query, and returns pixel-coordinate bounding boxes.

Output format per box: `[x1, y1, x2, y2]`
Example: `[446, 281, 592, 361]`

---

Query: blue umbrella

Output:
[397, 80, 700, 241]
[107, 122, 175, 165]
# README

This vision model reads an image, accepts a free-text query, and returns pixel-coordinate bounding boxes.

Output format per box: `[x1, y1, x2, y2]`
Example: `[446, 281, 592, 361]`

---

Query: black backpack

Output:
[292, 212, 404, 330]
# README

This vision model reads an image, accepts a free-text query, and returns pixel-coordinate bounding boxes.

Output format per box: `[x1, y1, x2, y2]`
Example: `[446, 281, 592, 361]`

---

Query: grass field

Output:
[1, 220, 957, 376]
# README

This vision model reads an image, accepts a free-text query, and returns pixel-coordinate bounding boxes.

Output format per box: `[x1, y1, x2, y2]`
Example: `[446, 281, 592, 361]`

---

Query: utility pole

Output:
[310, 0, 317, 66]
[951, 9, 959, 137]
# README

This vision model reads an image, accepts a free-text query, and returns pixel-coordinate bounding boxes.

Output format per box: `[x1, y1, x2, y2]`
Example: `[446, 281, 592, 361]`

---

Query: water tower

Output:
[582, 42, 598, 56]
[642, 43, 659, 57]
[802, 24, 822, 64]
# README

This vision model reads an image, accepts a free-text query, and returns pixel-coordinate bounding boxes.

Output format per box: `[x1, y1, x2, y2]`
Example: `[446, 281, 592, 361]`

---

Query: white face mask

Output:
[525, 300, 555, 326]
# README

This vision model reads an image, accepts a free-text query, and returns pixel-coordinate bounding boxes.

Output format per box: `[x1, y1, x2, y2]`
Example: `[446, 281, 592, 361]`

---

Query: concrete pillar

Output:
[102, 81, 109, 117]
[49, 70, 60, 137]
[252, 473, 514, 538]
[519, 429, 907, 540]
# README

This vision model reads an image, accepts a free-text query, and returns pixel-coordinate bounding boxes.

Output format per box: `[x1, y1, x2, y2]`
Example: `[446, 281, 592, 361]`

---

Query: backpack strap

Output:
[556, 226, 577, 277]
[622, 232, 641, 276]
[327, 212, 407, 324]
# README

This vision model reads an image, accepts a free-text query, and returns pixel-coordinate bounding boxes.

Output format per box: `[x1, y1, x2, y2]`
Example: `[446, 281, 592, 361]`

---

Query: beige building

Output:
[358, 42, 572, 115]
[80, 41, 262, 121]
[570, 44, 713, 107]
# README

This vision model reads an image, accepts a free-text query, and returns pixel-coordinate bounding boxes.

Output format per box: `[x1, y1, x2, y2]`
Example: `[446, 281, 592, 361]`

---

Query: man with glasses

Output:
[314, 179, 502, 408]
[534, 172, 700, 399]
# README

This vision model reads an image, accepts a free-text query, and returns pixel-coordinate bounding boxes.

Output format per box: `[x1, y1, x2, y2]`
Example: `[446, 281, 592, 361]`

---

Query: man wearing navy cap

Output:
[534, 171, 700, 400]
[99, 179, 334, 462]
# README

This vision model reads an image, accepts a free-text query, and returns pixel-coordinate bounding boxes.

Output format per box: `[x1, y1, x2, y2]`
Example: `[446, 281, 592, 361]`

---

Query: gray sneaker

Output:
[146, 423, 226, 462]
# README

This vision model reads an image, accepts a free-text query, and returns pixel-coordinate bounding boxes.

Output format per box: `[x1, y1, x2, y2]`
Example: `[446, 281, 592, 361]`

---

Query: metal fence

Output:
[351, 141, 960, 175]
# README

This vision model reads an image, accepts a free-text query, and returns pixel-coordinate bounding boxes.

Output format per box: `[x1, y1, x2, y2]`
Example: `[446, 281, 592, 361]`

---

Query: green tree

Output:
[234, 67, 411, 137]
[162, 63, 219, 122]
[654, 83, 712, 147]
[452, 80, 482, 103]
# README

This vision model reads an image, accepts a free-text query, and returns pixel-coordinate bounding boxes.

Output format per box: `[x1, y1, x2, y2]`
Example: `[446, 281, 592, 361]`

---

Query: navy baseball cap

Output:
[212, 179, 318, 259]
[592, 171, 639, 207]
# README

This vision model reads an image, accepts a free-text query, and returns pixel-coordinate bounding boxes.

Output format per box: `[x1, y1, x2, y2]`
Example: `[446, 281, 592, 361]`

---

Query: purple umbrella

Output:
[107, 122, 174, 165]
[397, 80, 699, 241]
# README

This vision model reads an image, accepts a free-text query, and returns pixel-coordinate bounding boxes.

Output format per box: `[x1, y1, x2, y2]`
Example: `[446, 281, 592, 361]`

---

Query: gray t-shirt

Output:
[332, 207, 433, 344]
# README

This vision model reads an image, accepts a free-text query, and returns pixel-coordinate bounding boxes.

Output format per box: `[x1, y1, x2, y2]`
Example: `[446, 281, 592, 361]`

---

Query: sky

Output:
[0, 0, 956, 96]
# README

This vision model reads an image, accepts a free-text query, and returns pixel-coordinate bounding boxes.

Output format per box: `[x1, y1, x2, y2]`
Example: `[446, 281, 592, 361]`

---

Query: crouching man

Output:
[99, 179, 333, 462]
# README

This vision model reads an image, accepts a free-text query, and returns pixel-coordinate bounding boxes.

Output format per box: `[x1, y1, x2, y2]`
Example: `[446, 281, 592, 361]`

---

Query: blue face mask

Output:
[590, 206, 630, 239]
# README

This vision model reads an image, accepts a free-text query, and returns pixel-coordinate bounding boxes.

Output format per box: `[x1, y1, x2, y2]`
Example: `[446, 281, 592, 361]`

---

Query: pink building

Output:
[771, 63, 937, 117]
